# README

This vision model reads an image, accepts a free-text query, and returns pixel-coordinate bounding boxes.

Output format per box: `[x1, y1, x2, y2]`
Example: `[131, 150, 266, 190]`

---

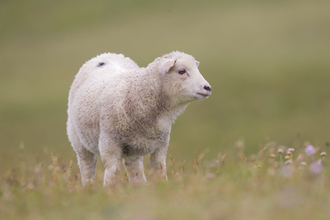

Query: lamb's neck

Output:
[126, 69, 170, 124]
[141, 65, 189, 122]
[156, 102, 189, 134]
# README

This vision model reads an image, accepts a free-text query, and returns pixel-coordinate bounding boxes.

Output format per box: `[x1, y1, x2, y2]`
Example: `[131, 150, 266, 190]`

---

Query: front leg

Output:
[150, 145, 168, 180]
[123, 156, 146, 185]
[99, 137, 122, 187]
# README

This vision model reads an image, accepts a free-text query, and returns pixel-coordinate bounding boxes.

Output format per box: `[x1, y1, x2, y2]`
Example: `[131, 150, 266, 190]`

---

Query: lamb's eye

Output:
[178, 69, 186, 75]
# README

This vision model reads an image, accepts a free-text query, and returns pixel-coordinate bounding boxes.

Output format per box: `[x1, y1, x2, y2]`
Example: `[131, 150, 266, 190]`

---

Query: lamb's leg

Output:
[67, 120, 97, 185]
[150, 146, 168, 180]
[99, 138, 122, 186]
[123, 156, 146, 185]
[76, 148, 97, 185]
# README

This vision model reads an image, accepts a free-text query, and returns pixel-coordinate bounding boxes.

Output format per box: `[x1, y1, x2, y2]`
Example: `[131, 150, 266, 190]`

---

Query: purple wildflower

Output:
[305, 145, 315, 156]
[309, 160, 323, 174]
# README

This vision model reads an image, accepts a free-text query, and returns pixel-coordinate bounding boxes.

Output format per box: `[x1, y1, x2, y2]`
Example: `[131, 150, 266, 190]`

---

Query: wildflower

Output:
[320, 152, 327, 162]
[270, 154, 276, 158]
[235, 140, 244, 149]
[309, 160, 323, 174]
[296, 153, 304, 162]
[249, 154, 257, 162]
[305, 145, 315, 156]
[34, 163, 43, 178]
[19, 142, 25, 151]
[278, 149, 284, 154]
[287, 148, 295, 154]
[205, 173, 215, 179]
[300, 161, 307, 166]
[26, 182, 35, 190]
[48, 164, 55, 171]
[285, 155, 291, 160]
[285, 160, 293, 165]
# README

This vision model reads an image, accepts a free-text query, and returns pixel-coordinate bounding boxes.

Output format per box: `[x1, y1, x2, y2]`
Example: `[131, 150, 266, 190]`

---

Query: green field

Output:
[1, 0, 330, 219]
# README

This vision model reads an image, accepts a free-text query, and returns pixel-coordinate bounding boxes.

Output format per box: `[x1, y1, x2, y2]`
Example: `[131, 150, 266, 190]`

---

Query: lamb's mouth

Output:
[196, 92, 210, 98]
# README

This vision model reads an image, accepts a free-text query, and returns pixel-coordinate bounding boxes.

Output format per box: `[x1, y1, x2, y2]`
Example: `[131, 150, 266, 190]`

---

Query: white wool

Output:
[67, 51, 211, 186]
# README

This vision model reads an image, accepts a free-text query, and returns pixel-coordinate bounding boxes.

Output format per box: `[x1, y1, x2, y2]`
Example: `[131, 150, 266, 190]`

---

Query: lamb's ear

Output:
[196, 61, 200, 67]
[160, 59, 176, 74]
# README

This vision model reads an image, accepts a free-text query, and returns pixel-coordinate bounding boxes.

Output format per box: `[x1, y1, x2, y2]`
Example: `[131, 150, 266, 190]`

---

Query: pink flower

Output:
[205, 173, 215, 179]
[305, 145, 315, 156]
[287, 148, 295, 154]
[309, 161, 323, 174]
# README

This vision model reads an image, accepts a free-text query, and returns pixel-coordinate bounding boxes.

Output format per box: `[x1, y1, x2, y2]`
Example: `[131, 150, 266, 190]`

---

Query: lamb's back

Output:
[69, 53, 139, 100]
[67, 53, 140, 152]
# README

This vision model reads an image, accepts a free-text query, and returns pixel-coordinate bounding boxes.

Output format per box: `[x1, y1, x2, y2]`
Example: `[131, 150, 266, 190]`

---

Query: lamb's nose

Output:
[204, 85, 211, 92]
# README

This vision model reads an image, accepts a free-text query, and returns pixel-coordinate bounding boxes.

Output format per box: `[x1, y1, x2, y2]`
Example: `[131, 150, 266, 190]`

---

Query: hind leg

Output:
[76, 147, 97, 185]
[98, 136, 122, 187]
[67, 120, 97, 185]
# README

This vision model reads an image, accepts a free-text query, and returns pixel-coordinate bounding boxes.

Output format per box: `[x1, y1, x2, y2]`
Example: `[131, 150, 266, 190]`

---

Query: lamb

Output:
[67, 51, 211, 186]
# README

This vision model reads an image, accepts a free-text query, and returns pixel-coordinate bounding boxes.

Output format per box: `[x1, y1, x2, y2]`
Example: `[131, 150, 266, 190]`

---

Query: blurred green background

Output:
[1, 0, 330, 173]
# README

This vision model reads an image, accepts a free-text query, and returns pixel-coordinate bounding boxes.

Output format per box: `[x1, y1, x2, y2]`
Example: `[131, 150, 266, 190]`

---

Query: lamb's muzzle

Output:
[196, 84, 211, 98]
[204, 85, 211, 92]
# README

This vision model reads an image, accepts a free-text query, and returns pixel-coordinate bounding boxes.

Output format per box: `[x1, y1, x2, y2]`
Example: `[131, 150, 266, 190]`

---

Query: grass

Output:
[1, 0, 330, 219]
[1, 140, 330, 220]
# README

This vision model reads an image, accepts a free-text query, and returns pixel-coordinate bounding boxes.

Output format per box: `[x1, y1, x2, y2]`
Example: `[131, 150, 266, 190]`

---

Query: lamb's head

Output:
[159, 52, 211, 105]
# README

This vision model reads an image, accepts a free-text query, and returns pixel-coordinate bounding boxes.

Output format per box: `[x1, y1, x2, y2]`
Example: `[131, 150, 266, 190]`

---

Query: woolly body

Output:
[67, 51, 211, 186]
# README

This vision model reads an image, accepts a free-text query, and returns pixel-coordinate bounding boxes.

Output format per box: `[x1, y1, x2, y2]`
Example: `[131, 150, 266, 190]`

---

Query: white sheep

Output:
[67, 51, 211, 186]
